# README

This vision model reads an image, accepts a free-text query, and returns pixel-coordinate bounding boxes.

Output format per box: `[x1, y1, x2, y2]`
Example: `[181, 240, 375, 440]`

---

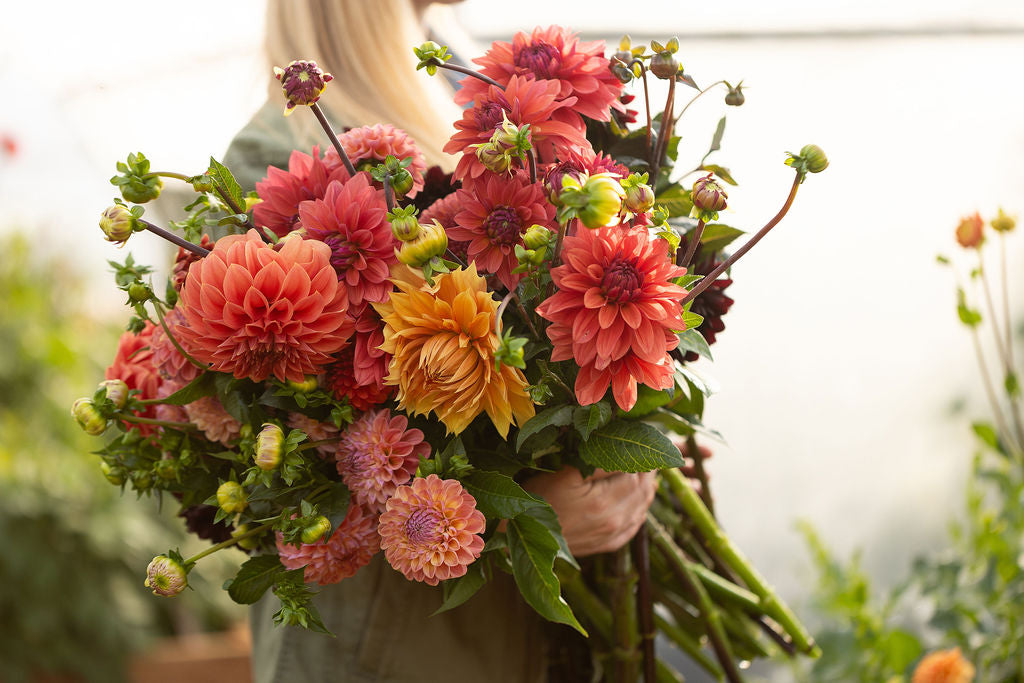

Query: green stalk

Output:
[609, 547, 640, 683]
[632, 527, 657, 683]
[653, 612, 724, 678]
[118, 414, 198, 431]
[153, 300, 208, 370]
[183, 521, 273, 567]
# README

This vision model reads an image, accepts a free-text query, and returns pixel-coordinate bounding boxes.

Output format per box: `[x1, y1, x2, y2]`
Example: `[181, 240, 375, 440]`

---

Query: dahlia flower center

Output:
[483, 206, 523, 246]
[323, 234, 359, 272]
[514, 42, 561, 79]
[474, 100, 510, 131]
[601, 257, 644, 303]
[404, 507, 444, 545]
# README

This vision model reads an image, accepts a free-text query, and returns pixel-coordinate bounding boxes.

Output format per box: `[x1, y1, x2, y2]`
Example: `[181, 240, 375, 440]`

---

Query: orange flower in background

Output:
[912, 647, 975, 683]
[276, 504, 380, 585]
[536, 225, 687, 411]
[378, 475, 485, 585]
[955, 212, 984, 249]
[373, 264, 535, 437]
[106, 322, 162, 436]
[175, 230, 352, 383]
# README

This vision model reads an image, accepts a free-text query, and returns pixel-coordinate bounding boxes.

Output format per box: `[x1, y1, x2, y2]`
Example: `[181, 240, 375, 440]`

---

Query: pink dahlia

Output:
[175, 230, 353, 383]
[183, 395, 241, 446]
[106, 322, 162, 435]
[326, 124, 428, 198]
[253, 146, 348, 237]
[445, 74, 589, 184]
[448, 171, 555, 290]
[335, 410, 429, 513]
[297, 175, 395, 307]
[154, 379, 188, 424]
[536, 226, 688, 411]
[421, 192, 462, 230]
[276, 504, 379, 585]
[150, 307, 201, 383]
[285, 412, 340, 457]
[457, 26, 625, 122]
[378, 475, 485, 586]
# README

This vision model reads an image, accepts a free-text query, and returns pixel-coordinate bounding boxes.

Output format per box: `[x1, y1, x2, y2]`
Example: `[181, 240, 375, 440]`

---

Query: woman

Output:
[225, 2, 657, 680]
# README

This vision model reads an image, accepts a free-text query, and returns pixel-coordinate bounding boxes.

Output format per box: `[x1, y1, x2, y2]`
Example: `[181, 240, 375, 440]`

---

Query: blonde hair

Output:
[265, 0, 464, 169]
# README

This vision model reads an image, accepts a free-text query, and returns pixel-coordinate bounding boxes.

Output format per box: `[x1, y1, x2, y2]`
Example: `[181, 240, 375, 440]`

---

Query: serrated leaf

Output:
[159, 372, 216, 405]
[573, 402, 612, 441]
[224, 555, 284, 604]
[677, 329, 713, 361]
[461, 471, 544, 519]
[516, 404, 575, 451]
[699, 164, 737, 185]
[507, 514, 586, 635]
[434, 561, 488, 615]
[207, 157, 245, 211]
[699, 223, 745, 253]
[579, 420, 684, 473]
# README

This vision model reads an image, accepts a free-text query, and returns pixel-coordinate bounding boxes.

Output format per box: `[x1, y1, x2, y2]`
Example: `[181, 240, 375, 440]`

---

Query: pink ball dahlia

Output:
[378, 475, 485, 586]
[276, 504, 380, 585]
[285, 412, 340, 457]
[183, 395, 242, 446]
[106, 322, 162, 435]
[335, 410, 429, 513]
[536, 226, 688, 411]
[175, 230, 353, 383]
[150, 307, 200, 383]
[253, 146, 349, 238]
[448, 171, 555, 290]
[297, 174, 395, 307]
[326, 124, 428, 198]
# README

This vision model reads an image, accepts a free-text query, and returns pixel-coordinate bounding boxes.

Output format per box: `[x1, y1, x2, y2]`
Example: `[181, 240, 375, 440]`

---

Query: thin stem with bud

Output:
[118, 414, 199, 431]
[183, 521, 274, 568]
[430, 60, 504, 89]
[310, 103, 357, 177]
[650, 77, 677, 181]
[153, 300, 208, 370]
[139, 219, 210, 257]
[674, 80, 727, 127]
[678, 219, 706, 269]
[978, 251, 1024, 448]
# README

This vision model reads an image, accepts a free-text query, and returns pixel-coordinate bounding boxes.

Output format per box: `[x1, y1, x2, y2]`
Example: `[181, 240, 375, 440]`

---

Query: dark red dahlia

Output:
[679, 237, 735, 362]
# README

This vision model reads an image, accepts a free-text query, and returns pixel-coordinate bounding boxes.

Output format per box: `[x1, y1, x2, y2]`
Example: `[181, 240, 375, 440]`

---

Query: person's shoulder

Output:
[223, 100, 301, 191]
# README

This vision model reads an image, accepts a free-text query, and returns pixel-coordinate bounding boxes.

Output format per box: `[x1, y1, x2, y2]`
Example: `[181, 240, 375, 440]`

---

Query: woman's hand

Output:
[523, 467, 658, 557]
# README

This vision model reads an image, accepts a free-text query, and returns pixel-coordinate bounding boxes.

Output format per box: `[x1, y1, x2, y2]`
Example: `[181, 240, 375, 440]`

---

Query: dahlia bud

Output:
[232, 523, 262, 550]
[413, 41, 453, 76]
[956, 213, 985, 249]
[397, 220, 449, 267]
[254, 423, 285, 470]
[724, 81, 745, 106]
[71, 398, 107, 436]
[544, 161, 586, 204]
[216, 480, 248, 514]
[523, 224, 553, 250]
[154, 458, 177, 481]
[475, 141, 512, 175]
[558, 174, 625, 229]
[99, 205, 137, 246]
[610, 51, 634, 83]
[991, 208, 1016, 233]
[649, 38, 681, 80]
[273, 59, 334, 116]
[300, 515, 332, 544]
[388, 206, 422, 242]
[390, 168, 415, 198]
[100, 461, 127, 486]
[799, 145, 829, 173]
[286, 375, 319, 393]
[491, 113, 532, 157]
[144, 555, 188, 597]
[691, 174, 728, 221]
[98, 379, 129, 409]
[127, 282, 150, 303]
[621, 173, 656, 216]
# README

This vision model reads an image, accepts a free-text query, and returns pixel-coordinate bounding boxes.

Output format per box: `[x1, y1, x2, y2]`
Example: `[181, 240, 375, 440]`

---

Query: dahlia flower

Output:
[542, 148, 629, 204]
[171, 235, 213, 292]
[457, 26, 624, 122]
[448, 171, 555, 290]
[106, 322, 162, 435]
[276, 504, 379, 585]
[298, 174, 396, 307]
[536, 226, 688, 411]
[335, 410, 429, 512]
[955, 212, 984, 249]
[373, 264, 536, 437]
[912, 648, 975, 683]
[175, 230, 352, 383]
[150, 307, 200, 383]
[378, 474, 485, 586]
[285, 412, 340, 457]
[326, 124, 428, 198]
[678, 240, 734, 363]
[445, 75, 589, 185]
[183, 395, 242, 446]
[253, 146, 348, 238]
[324, 345, 394, 412]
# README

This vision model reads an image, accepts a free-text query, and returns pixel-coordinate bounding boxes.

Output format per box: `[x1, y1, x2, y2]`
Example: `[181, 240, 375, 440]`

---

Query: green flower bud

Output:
[232, 523, 262, 551]
[300, 515, 332, 545]
[397, 220, 449, 267]
[650, 52, 680, 80]
[799, 144, 829, 173]
[100, 461, 126, 486]
[120, 177, 163, 204]
[254, 423, 285, 470]
[389, 207, 422, 242]
[475, 141, 512, 175]
[99, 205, 136, 245]
[691, 174, 728, 216]
[144, 555, 188, 597]
[132, 470, 154, 491]
[389, 168, 415, 198]
[286, 376, 319, 393]
[273, 60, 334, 116]
[98, 379, 129, 409]
[216, 480, 248, 514]
[610, 50, 635, 83]
[127, 282, 150, 303]
[523, 224, 553, 250]
[624, 182, 655, 216]
[71, 398, 107, 436]
[559, 174, 625, 229]
[991, 208, 1016, 233]
[154, 458, 177, 481]
[724, 82, 745, 106]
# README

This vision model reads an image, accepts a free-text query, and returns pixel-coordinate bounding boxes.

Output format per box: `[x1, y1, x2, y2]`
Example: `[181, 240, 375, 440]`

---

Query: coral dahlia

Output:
[276, 504, 380, 585]
[536, 226, 688, 411]
[175, 230, 352, 383]
[106, 322, 162, 435]
[184, 395, 242, 446]
[912, 648, 975, 683]
[150, 307, 200, 384]
[335, 410, 429, 513]
[285, 412, 340, 457]
[378, 474, 485, 586]
[298, 174, 396, 307]
[326, 124, 428, 198]
[373, 264, 536, 437]
[448, 171, 555, 290]
[253, 146, 348, 238]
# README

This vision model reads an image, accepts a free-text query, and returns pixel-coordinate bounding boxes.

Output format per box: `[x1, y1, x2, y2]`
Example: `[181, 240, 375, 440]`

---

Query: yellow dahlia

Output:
[373, 264, 535, 437]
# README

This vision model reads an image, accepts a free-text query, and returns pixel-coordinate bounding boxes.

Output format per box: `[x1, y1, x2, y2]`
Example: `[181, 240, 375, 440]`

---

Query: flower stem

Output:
[145, 171, 192, 183]
[979, 249, 1024, 448]
[153, 300, 208, 370]
[685, 435, 715, 516]
[184, 521, 274, 567]
[631, 527, 657, 683]
[678, 220, 706, 269]
[609, 548, 640, 683]
[383, 175, 396, 212]
[650, 77, 676, 181]
[119, 414, 198, 430]
[527, 150, 538, 185]
[674, 80, 727, 127]
[1000, 232, 1014, 368]
[681, 170, 802, 307]
[310, 102, 357, 177]
[495, 290, 515, 339]
[139, 219, 210, 257]
[297, 438, 342, 453]
[513, 292, 541, 340]
[634, 61, 654, 155]
[433, 60, 504, 89]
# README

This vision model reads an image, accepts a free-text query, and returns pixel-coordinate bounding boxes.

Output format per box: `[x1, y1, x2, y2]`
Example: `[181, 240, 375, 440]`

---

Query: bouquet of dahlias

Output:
[76, 27, 827, 681]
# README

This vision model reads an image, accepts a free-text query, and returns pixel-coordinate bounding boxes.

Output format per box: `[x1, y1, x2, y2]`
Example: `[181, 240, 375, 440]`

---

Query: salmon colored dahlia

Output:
[183, 395, 241, 446]
[150, 307, 200, 383]
[285, 412, 340, 457]
[457, 25, 625, 122]
[325, 124, 428, 198]
[106, 322, 162, 436]
[276, 504, 379, 585]
[912, 648, 975, 683]
[378, 474, 485, 586]
[253, 146, 349, 238]
[536, 226, 688, 411]
[298, 175, 395, 307]
[335, 410, 429, 512]
[373, 264, 536, 437]
[175, 230, 352, 383]
[448, 171, 555, 290]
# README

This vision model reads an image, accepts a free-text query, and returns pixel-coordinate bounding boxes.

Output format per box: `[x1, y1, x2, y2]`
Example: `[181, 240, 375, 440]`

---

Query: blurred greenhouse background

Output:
[2, 0, 1024, 680]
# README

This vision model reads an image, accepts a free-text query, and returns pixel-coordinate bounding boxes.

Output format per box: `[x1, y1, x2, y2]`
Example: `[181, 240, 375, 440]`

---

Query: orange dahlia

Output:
[378, 474, 485, 586]
[325, 124, 428, 198]
[276, 504, 379, 585]
[536, 225, 688, 411]
[912, 648, 975, 683]
[298, 175, 396, 307]
[373, 264, 536, 437]
[253, 146, 348, 237]
[335, 410, 429, 513]
[175, 230, 352, 383]
[150, 307, 200, 383]
[448, 170, 555, 290]
[106, 322, 162, 435]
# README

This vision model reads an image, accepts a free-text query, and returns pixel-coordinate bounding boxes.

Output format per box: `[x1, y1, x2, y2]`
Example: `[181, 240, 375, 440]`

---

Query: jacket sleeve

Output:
[222, 100, 302, 193]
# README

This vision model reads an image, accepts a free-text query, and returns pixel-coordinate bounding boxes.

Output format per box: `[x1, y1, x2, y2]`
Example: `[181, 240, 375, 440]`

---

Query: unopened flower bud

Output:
[389, 168, 414, 198]
[273, 60, 334, 116]
[100, 461, 127, 486]
[650, 52, 680, 80]
[72, 398, 107, 436]
[154, 458, 177, 481]
[390, 212, 421, 242]
[233, 524, 262, 550]
[300, 515, 332, 544]
[144, 555, 188, 597]
[724, 82, 745, 106]
[956, 213, 985, 249]
[397, 220, 449, 267]
[254, 423, 285, 470]
[560, 174, 625, 229]
[692, 174, 728, 216]
[523, 225, 553, 250]
[799, 144, 829, 173]
[286, 376, 319, 393]
[991, 208, 1016, 233]
[610, 50, 634, 83]
[127, 282, 150, 303]
[98, 379, 129, 409]
[99, 205, 136, 245]
[624, 182, 655, 215]
[216, 480, 248, 514]
[475, 142, 512, 174]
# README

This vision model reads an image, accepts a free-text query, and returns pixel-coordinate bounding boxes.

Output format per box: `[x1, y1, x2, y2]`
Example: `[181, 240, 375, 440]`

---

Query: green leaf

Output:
[573, 402, 613, 441]
[971, 421, 1000, 452]
[878, 629, 922, 672]
[159, 372, 216, 405]
[518, 503, 578, 570]
[699, 164, 737, 185]
[707, 116, 726, 156]
[682, 309, 704, 330]
[461, 471, 545, 519]
[507, 514, 586, 635]
[1005, 371, 1020, 398]
[224, 555, 284, 605]
[320, 482, 351, 541]
[676, 329, 713, 361]
[957, 303, 982, 327]
[698, 223, 745, 253]
[434, 561, 488, 615]
[516, 404, 574, 451]
[579, 420, 685, 473]
[620, 385, 673, 419]
[656, 185, 693, 218]
[207, 157, 245, 211]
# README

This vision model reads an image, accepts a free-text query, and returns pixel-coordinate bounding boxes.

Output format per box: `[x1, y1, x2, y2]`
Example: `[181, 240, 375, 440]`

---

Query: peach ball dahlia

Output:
[276, 504, 380, 585]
